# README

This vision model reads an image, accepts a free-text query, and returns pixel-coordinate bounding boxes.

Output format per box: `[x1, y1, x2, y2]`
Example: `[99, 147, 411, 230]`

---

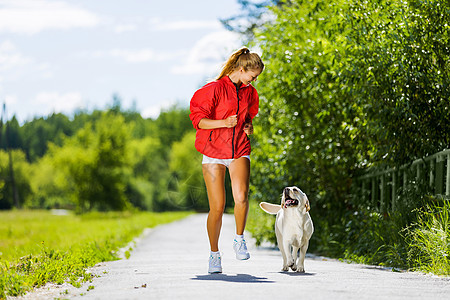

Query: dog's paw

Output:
[287, 259, 294, 268]
[296, 267, 305, 273]
[291, 264, 297, 271]
[282, 265, 289, 272]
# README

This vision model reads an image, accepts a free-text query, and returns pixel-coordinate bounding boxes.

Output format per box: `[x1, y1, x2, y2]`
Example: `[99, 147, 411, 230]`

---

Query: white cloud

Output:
[0, 40, 14, 51]
[171, 30, 241, 76]
[109, 48, 183, 63]
[87, 48, 185, 63]
[36, 62, 54, 79]
[0, 40, 32, 71]
[4, 94, 18, 105]
[141, 99, 178, 119]
[0, 0, 100, 34]
[0, 40, 54, 82]
[34, 91, 84, 114]
[114, 23, 138, 34]
[149, 18, 222, 31]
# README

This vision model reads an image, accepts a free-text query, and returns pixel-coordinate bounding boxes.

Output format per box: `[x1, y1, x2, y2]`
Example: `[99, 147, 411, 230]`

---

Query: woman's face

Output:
[239, 68, 261, 85]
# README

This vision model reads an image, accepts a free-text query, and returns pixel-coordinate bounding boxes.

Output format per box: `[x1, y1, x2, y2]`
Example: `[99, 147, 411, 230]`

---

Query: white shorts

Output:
[202, 155, 250, 168]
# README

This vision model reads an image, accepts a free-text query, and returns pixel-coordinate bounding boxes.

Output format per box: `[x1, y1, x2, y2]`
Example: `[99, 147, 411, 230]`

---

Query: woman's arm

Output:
[198, 115, 237, 129]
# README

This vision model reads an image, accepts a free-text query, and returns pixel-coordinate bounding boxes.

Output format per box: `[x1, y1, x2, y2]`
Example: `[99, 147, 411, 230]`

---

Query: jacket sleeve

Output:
[189, 83, 216, 130]
[246, 87, 259, 123]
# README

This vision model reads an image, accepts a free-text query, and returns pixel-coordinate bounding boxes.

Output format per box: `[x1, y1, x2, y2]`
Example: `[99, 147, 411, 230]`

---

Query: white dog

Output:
[260, 186, 314, 272]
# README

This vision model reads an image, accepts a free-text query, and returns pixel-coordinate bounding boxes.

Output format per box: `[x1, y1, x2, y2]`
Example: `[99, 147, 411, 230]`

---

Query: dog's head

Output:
[259, 186, 311, 215]
[282, 186, 310, 213]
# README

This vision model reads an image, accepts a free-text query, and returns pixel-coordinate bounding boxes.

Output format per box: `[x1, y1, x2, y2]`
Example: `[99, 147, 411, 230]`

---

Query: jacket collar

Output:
[223, 75, 251, 89]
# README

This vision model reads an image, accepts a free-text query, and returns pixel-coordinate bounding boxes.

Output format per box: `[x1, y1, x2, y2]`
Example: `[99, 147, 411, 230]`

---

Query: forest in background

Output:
[0, 98, 209, 212]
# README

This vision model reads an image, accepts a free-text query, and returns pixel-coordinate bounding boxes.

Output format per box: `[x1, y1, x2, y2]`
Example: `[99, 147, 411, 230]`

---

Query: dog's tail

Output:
[259, 202, 281, 215]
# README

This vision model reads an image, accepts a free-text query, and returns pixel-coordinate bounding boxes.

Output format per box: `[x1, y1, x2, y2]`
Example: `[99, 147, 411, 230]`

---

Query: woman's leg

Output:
[202, 163, 227, 252]
[228, 157, 251, 235]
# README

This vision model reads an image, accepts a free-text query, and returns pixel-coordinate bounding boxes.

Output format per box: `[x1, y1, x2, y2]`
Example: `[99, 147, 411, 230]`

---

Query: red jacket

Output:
[190, 76, 259, 159]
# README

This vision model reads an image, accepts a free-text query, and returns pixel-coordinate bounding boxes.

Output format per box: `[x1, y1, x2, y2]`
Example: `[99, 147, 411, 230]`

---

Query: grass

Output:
[0, 209, 192, 299]
[404, 198, 450, 275]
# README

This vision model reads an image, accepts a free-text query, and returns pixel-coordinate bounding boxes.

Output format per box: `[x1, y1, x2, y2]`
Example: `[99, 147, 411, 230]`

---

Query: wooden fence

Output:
[353, 149, 450, 213]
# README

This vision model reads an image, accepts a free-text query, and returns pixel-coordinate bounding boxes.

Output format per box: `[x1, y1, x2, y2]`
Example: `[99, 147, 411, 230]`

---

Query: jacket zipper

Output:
[232, 84, 240, 159]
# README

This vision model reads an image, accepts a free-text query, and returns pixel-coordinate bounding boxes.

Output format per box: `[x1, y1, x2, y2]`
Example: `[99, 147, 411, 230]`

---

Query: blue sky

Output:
[0, 0, 246, 123]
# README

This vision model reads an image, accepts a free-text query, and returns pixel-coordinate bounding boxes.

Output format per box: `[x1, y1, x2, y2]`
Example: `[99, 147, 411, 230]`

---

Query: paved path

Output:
[20, 214, 450, 299]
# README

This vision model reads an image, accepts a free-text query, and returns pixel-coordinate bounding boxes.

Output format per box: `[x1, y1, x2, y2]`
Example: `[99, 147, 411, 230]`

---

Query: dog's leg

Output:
[296, 241, 309, 273]
[282, 240, 294, 270]
[291, 246, 299, 271]
[276, 233, 289, 271]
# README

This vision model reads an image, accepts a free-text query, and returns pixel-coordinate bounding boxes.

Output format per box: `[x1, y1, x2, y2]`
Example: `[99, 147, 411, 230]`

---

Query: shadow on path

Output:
[191, 273, 275, 283]
[277, 271, 316, 277]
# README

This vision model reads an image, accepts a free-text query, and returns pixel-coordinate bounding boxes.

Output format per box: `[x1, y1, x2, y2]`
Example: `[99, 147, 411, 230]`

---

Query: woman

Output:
[189, 47, 264, 274]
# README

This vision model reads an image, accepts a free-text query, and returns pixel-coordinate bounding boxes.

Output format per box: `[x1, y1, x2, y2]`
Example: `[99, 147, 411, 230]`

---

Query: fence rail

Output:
[354, 149, 450, 213]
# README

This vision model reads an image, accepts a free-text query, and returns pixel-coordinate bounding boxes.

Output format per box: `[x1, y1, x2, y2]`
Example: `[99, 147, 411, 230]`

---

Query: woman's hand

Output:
[198, 116, 236, 130]
[244, 123, 253, 135]
[224, 115, 238, 128]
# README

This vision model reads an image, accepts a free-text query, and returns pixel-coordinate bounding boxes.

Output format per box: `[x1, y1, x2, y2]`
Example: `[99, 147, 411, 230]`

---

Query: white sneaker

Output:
[233, 238, 250, 260]
[208, 252, 222, 274]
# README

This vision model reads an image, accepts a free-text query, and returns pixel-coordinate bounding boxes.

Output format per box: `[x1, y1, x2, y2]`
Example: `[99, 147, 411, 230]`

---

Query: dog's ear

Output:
[303, 197, 311, 213]
[260, 202, 281, 215]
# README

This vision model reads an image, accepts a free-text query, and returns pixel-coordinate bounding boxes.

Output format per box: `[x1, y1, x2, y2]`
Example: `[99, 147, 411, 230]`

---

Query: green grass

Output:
[0, 210, 192, 298]
[404, 198, 450, 275]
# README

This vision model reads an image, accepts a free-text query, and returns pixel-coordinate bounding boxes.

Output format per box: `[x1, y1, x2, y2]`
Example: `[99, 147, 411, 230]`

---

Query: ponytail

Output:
[216, 47, 264, 80]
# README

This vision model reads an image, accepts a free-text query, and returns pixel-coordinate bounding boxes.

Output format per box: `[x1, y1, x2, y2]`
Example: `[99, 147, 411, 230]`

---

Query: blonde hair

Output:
[217, 47, 264, 80]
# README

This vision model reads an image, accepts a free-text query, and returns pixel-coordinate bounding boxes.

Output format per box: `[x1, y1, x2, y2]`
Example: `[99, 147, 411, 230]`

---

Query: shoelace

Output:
[235, 239, 247, 252]
[210, 255, 221, 266]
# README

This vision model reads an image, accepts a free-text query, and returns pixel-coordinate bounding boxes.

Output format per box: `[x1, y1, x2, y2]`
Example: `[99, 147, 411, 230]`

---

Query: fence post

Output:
[354, 149, 450, 214]
[371, 177, 376, 208]
[430, 159, 435, 191]
[435, 154, 445, 195]
[416, 163, 421, 191]
[447, 152, 450, 196]
[381, 174, 385, 213]
[362, 179, 367, 202]
[403, 170, 407, 192]
[392, 170, 397, 212]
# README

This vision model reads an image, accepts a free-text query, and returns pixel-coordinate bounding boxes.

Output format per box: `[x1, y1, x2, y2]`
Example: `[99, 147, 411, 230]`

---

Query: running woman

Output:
[189, 47, 264, 274]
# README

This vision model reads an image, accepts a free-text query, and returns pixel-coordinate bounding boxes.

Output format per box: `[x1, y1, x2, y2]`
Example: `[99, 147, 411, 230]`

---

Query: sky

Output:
[0, 0, 246, 123]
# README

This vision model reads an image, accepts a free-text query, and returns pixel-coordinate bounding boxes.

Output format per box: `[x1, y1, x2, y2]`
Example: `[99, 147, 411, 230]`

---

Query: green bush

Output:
[246, 0, 449, 274]
[404, 197, 450, 275]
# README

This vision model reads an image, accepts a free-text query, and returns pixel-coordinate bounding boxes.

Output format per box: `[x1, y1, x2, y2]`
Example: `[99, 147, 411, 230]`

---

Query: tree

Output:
[248, 0, 449, 209]
[28, 154, 71, 209]
[0, 150, 32, 209]
[153, 104, 194, 156]
[249, 0, 361, 210]
[125, 136, 164, 210]
[220, 0, 284, 42]
[342, 0, 450, 164]
[0, 116, 22, 150]
[21, 113, 73, 162]
[51, 112, 132, 212]
[167, 132, 208, 211]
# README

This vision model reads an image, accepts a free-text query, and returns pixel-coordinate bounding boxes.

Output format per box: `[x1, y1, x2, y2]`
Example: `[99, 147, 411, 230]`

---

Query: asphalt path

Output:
[17, 213, 450, 300]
